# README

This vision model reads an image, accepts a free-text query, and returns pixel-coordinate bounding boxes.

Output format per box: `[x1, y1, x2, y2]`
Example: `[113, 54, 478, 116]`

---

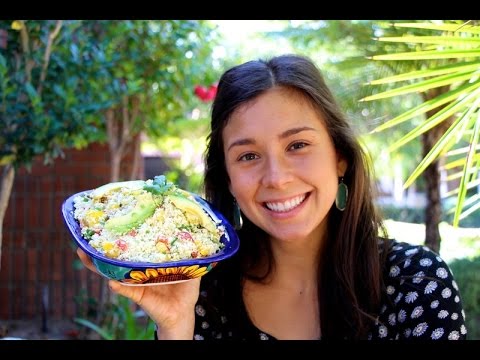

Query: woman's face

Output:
[223, 87, 347, 244]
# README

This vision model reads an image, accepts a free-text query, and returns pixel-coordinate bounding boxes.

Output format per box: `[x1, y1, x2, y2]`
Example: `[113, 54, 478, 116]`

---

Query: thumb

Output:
[108, 280, 144, 304]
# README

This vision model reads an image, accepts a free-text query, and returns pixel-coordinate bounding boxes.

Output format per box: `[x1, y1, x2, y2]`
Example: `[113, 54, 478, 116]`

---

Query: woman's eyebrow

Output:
[227, 138, 255, 152]
[279, 126, 316, 139]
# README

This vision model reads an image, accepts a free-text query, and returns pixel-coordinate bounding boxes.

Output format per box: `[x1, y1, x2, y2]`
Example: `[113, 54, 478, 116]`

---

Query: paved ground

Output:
[0, 319, 82, 340]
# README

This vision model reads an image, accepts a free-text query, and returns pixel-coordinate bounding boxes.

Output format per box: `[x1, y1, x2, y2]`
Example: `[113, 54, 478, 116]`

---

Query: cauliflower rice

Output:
[73, 179, 225, 263]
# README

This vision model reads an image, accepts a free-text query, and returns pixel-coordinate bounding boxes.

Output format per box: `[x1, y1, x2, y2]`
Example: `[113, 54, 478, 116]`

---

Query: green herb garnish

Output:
[143, 175, 175, 195]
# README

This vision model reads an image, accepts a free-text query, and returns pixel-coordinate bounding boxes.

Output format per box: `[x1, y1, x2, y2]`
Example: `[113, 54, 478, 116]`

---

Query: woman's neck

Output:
[270, 235, 324, 285]
[242, 236, 323, 340]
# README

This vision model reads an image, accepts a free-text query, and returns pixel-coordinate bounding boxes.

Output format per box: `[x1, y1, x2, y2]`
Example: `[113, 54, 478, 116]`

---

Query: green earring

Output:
[335, 177, 348, 211]
[233, 199, 243, 230]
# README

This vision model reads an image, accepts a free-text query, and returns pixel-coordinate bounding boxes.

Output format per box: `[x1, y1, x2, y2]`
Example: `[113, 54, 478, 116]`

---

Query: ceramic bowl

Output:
[62, 190, 239, 285]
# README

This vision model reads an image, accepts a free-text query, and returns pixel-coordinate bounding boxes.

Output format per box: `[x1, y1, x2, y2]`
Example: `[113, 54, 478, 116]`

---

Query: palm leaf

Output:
[369, 81, 480, 132]
[453, 114, 480, 226]
[388, 88, 480, 152]
[458, 195, 480, 220]
[365, 20, 480, 226]
[389, 22, 480, 34]
[445, 178, 480, 197]
[367, 61, 480, 85]
[376, 36, 480, 46]
[371, 49, 480, 61]
[361, 71, 480, 101]
[403, 106, 476, 188]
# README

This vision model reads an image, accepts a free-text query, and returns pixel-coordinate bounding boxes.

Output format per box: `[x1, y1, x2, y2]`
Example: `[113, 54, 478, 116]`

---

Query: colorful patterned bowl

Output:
[62, 191, 239, 285]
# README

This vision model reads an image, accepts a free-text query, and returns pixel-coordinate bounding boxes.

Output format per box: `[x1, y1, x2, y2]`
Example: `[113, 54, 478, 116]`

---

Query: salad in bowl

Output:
[62, 176, 239, 285]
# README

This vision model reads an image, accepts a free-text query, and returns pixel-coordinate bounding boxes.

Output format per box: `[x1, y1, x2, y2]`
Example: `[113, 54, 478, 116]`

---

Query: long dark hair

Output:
[204, 54, 388, 339]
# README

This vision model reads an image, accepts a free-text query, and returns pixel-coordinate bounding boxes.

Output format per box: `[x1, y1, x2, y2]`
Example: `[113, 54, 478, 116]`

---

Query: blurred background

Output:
[0, 20, 479, 340]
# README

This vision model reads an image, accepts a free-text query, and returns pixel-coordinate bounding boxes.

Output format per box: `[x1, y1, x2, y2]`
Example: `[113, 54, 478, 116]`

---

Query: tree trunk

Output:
[129, 134, 141, 180]
[105, 95, 139, 182]
[422, 130, 442, 253]
[421, 87, 454, 254]
[0, 164, 15, 269]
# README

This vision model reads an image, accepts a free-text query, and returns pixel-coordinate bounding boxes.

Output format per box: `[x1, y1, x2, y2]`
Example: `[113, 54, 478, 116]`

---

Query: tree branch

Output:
[0, 164, 15, 269]
[18, 21, 32, 83]
[37, 20, 63, 97]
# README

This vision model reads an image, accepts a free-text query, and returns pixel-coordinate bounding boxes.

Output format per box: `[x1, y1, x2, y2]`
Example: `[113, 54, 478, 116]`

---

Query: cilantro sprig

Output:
[143, 175, 176, 195]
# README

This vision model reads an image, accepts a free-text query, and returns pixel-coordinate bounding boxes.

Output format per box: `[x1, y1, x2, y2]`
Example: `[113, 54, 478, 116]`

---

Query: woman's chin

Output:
[270, 230, 316, 244]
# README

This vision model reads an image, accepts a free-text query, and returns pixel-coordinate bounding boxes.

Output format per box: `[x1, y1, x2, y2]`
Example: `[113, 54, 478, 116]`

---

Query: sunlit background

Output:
[1, 19, 479, 340]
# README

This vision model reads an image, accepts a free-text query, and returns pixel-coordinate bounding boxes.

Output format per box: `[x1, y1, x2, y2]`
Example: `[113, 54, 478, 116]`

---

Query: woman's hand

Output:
[76, 248, 200, 339]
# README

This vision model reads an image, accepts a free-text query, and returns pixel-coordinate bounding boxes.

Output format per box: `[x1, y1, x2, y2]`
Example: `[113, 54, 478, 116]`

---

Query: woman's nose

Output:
[260, 156, 294, 189]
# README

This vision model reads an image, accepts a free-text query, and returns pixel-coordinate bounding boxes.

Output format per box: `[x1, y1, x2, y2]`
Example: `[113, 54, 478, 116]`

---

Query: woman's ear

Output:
[337, 156, 348, 177]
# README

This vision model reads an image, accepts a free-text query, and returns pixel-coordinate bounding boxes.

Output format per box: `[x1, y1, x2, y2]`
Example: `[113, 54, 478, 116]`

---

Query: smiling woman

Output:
[199, 54, 467, 340]
[222, 87, 346, 245]
[76, 54, 468, 340]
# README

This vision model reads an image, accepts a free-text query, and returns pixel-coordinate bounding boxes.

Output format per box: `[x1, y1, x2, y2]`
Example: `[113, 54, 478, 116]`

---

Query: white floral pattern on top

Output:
[189, 241, 467, 340]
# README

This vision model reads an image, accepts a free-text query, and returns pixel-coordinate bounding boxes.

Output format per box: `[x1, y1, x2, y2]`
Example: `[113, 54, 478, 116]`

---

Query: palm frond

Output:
[389, 22, 480, 34]
[364, 20, 480, 226]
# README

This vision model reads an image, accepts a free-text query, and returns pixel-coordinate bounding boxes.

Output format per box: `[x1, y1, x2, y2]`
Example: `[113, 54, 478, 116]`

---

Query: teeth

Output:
[265, 194, 306, 213]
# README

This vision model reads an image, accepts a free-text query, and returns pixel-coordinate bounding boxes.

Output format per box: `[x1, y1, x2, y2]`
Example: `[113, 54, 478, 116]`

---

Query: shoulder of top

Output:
[382, 239, 453, 280]
[384, 239, 447, 266]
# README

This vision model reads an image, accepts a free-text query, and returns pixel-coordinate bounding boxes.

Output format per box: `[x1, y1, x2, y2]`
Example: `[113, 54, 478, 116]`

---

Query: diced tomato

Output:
[128, 229, 137, 236]
[178, 231, 193, 242]
[115, 239, 128, 251]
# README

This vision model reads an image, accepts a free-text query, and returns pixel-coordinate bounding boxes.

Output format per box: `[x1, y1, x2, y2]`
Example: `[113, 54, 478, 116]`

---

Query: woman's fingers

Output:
[76, 248, 99, 274]
[108, 280, 146, 304]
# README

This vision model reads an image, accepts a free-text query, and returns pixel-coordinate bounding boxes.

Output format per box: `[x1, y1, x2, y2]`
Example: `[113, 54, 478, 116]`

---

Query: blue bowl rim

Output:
[62, 189, 240, 269]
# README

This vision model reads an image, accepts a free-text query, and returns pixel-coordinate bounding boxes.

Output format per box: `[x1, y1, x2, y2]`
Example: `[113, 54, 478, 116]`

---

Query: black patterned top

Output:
[191, 240, 467, 340]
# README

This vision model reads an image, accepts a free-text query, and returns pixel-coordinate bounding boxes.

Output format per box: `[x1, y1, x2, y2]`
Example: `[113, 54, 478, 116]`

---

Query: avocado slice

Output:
[104, 192, 157, 234]
[91, 180, 145, 199]
[169, 195, 217, 232]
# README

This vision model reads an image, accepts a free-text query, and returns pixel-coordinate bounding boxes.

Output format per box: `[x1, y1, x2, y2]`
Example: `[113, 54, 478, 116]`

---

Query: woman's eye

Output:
[239, 153, 258, 161]
[289, 142, 308, 151]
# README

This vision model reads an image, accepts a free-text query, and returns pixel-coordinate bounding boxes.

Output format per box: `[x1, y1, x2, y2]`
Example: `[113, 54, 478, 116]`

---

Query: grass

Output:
[384, 219, 480, 263]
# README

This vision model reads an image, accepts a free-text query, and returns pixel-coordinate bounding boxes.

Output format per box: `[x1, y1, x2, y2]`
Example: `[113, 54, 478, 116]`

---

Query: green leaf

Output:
[453, 112, 480, 226]
[376, 35, 480, 46]
[458, 195, 480, 220]
[403, 106, 474, 188]
[53, 84, 67, 100]
[0, 53, 7, 75]
[367, 61, 480, 85]
[389, 22, 480, 34]
[74, 318, 114, 340]
[143, 175, 175, 195]
[370, 80, 480, 132]
[361, 70, 479, 101]
[388, 89, 480, 152]
[24, 83, 39, 102]
[443, 158, 467, 171]
[372, 49, 480, 61]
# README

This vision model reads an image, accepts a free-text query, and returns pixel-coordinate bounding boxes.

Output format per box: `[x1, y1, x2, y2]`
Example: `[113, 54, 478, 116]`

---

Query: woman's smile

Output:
[262, 192, 310, 216]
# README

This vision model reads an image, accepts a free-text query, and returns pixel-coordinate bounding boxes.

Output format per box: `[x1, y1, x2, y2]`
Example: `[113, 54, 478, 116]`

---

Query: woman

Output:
[78, 54, 467, 340]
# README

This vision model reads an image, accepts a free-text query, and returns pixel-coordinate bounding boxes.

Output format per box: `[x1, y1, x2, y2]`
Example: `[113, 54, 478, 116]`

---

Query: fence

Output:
[0, 141, 143, 322]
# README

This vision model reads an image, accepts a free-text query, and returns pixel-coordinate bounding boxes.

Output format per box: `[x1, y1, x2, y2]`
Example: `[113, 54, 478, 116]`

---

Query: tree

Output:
[0, 20, 218, 267]
[76, 20, 219, 182]
[0, 20, 106, 267]
[362, 21, 480, 252]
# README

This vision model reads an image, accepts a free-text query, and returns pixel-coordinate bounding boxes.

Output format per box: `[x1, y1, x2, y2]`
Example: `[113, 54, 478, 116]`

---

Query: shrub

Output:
[449, 256, 480, 340]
